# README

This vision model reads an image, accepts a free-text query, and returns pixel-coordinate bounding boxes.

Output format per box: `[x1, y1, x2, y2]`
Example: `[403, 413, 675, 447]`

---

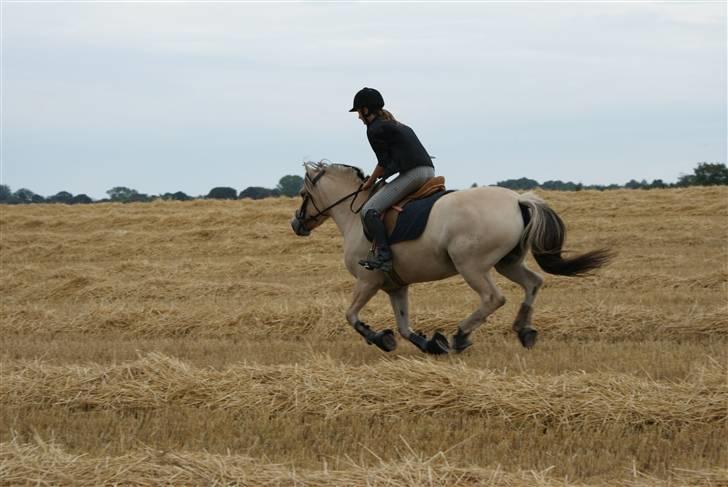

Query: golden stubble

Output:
[1, 187, 726, 485]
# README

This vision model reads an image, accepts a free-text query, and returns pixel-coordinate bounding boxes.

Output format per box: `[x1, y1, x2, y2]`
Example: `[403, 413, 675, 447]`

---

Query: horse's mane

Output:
[304, 160, 366, 184]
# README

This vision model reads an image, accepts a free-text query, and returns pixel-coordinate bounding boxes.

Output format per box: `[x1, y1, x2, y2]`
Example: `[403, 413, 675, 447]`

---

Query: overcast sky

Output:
[2, 2, 726, 198]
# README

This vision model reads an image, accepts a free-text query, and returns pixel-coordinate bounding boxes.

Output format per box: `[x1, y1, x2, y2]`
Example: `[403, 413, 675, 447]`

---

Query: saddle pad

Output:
[387, 190, 454, 245]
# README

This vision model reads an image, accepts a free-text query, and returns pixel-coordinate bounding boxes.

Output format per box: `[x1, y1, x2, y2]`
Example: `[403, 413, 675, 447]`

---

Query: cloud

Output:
[2, 3, 725, 196]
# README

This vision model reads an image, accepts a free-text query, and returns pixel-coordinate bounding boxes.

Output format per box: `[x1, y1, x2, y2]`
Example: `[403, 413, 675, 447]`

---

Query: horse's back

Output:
[390, 186, 525, 283]
[427, 186, 524, 260]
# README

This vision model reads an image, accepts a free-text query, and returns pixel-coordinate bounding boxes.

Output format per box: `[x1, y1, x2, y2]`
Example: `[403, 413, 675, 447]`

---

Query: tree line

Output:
[493, 162, 727, 191]
[0, 175, 305, 205]
[1, 162, 726, 205]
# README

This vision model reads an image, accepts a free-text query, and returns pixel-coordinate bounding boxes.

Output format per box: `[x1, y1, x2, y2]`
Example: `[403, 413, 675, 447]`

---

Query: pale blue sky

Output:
[2, 2, 726, 198]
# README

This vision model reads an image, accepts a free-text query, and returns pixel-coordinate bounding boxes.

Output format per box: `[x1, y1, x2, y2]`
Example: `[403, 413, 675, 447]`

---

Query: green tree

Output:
[71, 194, 93, 204]
[496, 177, 539, 190]
[168, 191, 191, 201]
[13, 188, 36, 203]
[239, 186, 281, 200]
[0, 184, 11, 201]
[107, 186, 138, 202]
[277, 175, 304, 197]
[49, 191, 74, 204]
[691, 162, 728, 186]
[206, 187, 238, 199]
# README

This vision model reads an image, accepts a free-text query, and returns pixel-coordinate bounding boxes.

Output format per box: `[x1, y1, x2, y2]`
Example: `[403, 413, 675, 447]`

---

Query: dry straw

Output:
[1, 437, 725, 486]
[2, 353, 725, 427]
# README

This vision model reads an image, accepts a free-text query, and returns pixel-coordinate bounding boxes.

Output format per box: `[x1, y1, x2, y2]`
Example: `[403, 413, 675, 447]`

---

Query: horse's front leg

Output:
[346, 279, 396, 352]
[388, 286, 449, 355]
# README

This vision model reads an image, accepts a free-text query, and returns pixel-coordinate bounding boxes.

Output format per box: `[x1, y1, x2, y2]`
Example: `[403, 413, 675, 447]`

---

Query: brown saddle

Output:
[382, 176, 446, 233]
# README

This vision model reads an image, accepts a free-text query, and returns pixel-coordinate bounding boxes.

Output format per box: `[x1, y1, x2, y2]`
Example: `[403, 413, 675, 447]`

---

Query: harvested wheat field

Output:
[1, 186, 727, 486]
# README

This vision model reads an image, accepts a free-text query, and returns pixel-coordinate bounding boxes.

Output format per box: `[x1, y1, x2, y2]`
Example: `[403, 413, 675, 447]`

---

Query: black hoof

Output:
[372, 329, 397, 352]
[452, 331, 472, 353]
[355, 321, 396, 352]
[517, 327, 538, 349]
[408, 332, 429, 352]
[426, 331, 449, 355]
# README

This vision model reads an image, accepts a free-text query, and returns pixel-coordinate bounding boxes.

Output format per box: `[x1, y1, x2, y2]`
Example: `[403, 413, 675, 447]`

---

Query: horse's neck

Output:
[325, 185, 370, 245]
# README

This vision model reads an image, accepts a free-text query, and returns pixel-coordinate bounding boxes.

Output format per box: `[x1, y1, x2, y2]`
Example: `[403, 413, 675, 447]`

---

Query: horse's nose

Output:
[291, 217, 310, 236]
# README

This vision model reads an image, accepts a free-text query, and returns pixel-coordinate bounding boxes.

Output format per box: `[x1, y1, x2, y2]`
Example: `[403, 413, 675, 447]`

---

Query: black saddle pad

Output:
[389, 190, 454, 245]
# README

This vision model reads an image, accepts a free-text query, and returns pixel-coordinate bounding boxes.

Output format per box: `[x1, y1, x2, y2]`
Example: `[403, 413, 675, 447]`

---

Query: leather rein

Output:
[295, 169, 367, 231]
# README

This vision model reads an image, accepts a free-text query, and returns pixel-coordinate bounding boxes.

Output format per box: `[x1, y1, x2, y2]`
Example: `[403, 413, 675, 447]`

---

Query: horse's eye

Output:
[299, 190, 306, 198]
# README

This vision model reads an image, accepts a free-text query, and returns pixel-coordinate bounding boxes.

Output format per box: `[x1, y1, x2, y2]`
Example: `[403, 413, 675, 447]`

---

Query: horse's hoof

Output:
[408, 332, 429, 352]
[373, 329, 397, 352]
[426, 331, 449, 355]
[452, 331, 472, 353]
[517, 328, 538, 349]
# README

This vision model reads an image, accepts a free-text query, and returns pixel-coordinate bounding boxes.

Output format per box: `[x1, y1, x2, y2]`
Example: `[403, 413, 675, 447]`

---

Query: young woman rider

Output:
[350, 87, 436, 271]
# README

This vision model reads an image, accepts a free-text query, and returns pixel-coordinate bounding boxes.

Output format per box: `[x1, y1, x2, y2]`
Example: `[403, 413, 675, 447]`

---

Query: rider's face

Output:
[357, 108, 369, 124]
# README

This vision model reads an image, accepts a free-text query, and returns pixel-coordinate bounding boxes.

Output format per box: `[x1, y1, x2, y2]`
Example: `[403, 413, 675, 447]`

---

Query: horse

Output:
[291, 161, 612, 354]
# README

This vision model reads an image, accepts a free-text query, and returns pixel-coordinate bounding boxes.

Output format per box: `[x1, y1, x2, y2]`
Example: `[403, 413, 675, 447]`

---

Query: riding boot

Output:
[359, 209, 393, 271]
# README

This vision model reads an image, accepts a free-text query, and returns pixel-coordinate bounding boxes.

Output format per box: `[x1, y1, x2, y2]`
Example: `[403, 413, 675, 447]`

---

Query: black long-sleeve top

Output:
[366, 116, 434, 179]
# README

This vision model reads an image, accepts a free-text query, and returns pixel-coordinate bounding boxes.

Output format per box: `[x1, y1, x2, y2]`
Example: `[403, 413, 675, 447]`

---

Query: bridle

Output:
[294, 169, 366, 234]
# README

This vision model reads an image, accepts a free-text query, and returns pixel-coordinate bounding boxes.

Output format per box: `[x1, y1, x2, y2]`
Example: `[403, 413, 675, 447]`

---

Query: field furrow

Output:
[2, 353, 726, 427]
[3, 439, 725, 487]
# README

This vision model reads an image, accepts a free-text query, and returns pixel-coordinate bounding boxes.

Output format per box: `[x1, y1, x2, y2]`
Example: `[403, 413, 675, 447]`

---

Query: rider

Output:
[350, 87, 436, 271]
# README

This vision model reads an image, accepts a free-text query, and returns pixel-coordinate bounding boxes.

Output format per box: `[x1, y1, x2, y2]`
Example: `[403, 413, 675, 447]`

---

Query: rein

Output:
[295, 170, 367, 230]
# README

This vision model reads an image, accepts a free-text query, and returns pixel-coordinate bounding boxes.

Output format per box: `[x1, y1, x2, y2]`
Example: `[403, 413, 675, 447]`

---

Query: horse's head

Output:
[291, 163, 330, 236]
[290, 161, 367, 237]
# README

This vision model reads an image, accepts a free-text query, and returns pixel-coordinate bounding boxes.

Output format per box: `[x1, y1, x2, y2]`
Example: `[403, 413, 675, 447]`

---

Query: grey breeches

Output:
[361, 165, 435, 219]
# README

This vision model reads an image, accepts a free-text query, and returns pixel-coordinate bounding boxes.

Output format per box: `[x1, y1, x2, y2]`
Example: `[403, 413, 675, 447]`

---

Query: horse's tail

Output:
[517, 192, 613, 276]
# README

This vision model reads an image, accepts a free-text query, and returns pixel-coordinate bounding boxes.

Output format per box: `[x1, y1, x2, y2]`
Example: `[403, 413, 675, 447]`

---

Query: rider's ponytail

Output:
[378, 109, 398, 123]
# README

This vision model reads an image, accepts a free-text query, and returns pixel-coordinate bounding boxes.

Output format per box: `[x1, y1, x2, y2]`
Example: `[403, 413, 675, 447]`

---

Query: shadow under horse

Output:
[291, 162, 612, 354]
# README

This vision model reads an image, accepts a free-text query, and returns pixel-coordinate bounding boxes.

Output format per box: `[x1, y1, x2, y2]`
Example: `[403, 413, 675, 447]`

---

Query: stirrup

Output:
[358, 254, 393, 272]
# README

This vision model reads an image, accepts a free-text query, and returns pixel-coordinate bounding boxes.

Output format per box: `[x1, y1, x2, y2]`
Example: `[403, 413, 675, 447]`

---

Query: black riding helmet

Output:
[349, 87, 384, 113]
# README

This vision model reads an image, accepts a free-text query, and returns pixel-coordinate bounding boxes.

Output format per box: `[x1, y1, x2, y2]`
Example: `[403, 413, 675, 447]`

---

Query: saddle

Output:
[383, 176, 445, 233]
[364, 176, 449, 245]
[364, 176, 450, 290]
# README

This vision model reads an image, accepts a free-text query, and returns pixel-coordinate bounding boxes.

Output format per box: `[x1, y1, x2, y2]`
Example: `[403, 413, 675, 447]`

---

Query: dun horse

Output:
[291, 162, 611, 354]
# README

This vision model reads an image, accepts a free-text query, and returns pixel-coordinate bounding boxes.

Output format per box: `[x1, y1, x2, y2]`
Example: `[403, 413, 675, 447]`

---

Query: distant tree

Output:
[171, 191, 191, 201]
[71, 194, 93, 204]
[542, 180, 579, 191]
[206, 187, 238, 200]
[239, 186, 280, 200]
[648, 179, 667, 189]
[676, 173, 694, 187]
[276, 175, 304, 197]
[0, 184, 11, 201]
[159, 191, 191, 201]
[127, 192, 152, 203]
[470, 183, 478, 188]
[49, 191, 74, 204]
[31, 194, 46, 203]
[496, 177, 539, 190]
[687, 162, 728, 186]
[624, 179, 642, 190]
[13, 188, 36, 203]
[107, 186, 138, 202]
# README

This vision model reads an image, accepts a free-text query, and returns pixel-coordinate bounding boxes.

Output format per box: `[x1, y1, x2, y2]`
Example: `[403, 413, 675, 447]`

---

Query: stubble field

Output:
[1, 187, 727, 485]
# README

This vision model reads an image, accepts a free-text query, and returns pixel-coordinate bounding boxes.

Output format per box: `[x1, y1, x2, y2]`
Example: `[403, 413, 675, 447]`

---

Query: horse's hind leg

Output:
[495, 256, 544, 349]
[452, 264, 506, 352]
